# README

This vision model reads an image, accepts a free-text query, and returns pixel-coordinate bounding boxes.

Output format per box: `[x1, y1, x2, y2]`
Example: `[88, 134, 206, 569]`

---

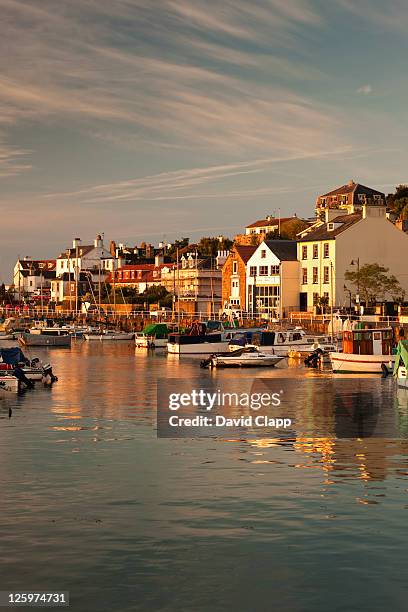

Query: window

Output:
[302, 268, 308, 285]
[232, 261, 238, 275]
[249, 266, 257, 277]
[323, 243, 329, 258]
[313, 267, 318, 284]
[259, 265, 268, 276]
[261, 249, 266, 258]
[302, 245, 307, 260]
[313, 292, 319, 306]
[270, 265, 279, 275]
[259, 229, 266, 235]
[312, 244, 318, 259]
[323, 266, 329, 284]
[323, 291, 329, 301]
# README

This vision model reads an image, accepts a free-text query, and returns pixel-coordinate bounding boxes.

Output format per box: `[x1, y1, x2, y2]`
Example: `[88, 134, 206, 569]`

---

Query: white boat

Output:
[167, 321, 238, 355]
[329, 327, 395, 374]
[393, 340, 408, 388]
[0, 375, 19, 394]
[0, 347, 57, 382]
[229, 328, 336, 357]
[135, 323, 170, 348]
[84, 330, 134, 341]
[0, 333, 16, 341]
[202, 346, 285, 368]
[19, 328, 71, 347]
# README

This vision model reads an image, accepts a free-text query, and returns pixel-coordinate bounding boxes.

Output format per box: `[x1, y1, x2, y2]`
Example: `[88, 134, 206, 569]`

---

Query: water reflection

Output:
[1, 343, 408, 611]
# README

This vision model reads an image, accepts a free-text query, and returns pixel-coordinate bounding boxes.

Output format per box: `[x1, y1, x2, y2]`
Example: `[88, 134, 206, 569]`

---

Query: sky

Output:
[1, 0, 408, 281]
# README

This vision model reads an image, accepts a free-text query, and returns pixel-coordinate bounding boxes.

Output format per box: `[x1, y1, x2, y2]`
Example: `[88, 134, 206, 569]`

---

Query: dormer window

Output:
[327, 223, 335, 231]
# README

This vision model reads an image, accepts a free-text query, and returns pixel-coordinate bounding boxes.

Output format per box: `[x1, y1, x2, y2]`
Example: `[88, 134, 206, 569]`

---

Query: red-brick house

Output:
[222, 245, 256, 314]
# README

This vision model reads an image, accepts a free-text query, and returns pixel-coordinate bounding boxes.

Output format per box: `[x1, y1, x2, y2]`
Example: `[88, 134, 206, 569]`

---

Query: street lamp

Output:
[343, 284, 352, 312]
[350, 258, 360, 303]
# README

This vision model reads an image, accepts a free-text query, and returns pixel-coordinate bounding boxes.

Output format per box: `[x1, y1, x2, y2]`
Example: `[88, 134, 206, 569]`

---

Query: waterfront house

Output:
[315, 180, 385, 218]
[222, 245, 256, 314]
[13, 258, 56, 302]
[297, 200, 408, 311]
[246, 241, 299, 319]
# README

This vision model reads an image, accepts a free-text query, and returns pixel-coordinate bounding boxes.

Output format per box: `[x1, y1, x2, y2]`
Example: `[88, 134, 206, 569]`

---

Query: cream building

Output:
[297, 203, 408, 311]
[246, 240, 299, 319]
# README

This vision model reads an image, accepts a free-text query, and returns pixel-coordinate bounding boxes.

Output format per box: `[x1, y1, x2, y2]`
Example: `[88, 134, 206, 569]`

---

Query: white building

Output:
[297, 203, 408, 311]
[246, 240, 299, 319]
[13, 258, 56, 301]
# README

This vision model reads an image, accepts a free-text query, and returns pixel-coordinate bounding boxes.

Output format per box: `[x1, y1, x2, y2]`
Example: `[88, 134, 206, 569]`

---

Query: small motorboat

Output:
[201, 346, 285, 368]
[0, 347, 57, 384]
[394, 340, 408, 389]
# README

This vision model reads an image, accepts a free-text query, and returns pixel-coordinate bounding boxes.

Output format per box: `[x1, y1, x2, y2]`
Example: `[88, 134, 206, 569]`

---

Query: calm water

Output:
[1, 342, 408, 612]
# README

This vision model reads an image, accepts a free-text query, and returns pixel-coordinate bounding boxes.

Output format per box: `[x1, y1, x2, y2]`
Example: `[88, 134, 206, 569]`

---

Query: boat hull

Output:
[84, 333, 134, 341]
[397, 366, 408, 388]
[0, 376, 19, 394]
[167, 340, 230, 355]
[212, 355, 284, 368]
[19, 333, 71, 347]
[135, 335, 167, 348]
[330, 352, 395, 374]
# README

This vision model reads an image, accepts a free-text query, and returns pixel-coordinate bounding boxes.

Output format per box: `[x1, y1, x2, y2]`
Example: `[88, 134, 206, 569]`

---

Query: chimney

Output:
[94, 234, 103, 248]
[73, 238, 81, 248]
[155, 253, 164, 266]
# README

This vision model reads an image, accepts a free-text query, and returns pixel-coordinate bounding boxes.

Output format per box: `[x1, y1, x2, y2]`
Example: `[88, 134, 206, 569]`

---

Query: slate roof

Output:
[320, 182, 384, 199]
[263, 240, 297, 261]
[246, 217, 295, 229]
[299, 213, 362, 242]
[234, 245, 257, 263]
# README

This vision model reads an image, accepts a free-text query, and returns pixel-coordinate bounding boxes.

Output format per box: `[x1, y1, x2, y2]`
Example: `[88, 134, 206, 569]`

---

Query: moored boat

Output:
[393, 340, 408, 388]
[201, 346, 285, 368]
[167, 320, 237, 355]
[84, 330, 134, 341]
[19, 328, 71, 347]
[135, 323, 169, 348]
[329, 327, 395, 374]
[229, 328, 336, 357]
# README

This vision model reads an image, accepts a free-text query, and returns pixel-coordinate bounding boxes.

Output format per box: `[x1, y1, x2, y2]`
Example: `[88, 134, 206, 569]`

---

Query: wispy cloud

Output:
[357, 84, 373, 95]
[0, 0, 336, 157]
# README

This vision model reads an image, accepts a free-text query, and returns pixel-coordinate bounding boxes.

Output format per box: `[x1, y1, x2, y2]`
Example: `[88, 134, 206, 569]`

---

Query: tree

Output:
[387, 185, 408, 219]
[344, 263, 404, 304]
[168, 238, 189, 258]
[197, 236, 233, 257]
[265, 218, 309, 241]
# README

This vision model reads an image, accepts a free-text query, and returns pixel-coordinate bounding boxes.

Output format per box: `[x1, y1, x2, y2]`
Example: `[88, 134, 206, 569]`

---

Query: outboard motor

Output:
[304, 348, 324, 368]
[42, 363, 58, 385]
[14, 367, 35, 389]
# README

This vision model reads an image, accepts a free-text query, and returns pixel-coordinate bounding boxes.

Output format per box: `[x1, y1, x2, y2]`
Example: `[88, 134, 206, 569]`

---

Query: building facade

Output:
[246, 240, 299, 319]
[298, 203, 408, 311]
[222, 245, 256, 314]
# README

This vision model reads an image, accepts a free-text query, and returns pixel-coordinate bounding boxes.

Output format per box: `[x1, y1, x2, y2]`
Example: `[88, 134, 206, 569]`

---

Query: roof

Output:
[263, 240, 297, 261]
[58, 245, 94, 258]
[19, 259, 56, 271]
[300, 213, 362, 242]
[246, 217, 295, 229]
[234, 245, 257, 263]
[320, 182, 384, 199]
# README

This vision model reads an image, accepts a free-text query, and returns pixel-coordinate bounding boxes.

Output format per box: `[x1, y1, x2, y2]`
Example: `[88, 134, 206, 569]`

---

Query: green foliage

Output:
[387, 185, 408, 218]
[168, 238, 189, 257]
[265, 218, 309, 240]
[345, 263, 405, 304]
[197, 236, 233, 257]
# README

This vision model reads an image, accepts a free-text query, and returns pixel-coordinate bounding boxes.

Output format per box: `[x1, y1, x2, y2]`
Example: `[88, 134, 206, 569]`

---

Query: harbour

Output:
[1, 341, 408, 611]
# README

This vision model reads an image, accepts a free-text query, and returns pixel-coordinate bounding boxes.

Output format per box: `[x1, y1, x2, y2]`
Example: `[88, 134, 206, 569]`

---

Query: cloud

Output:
[0, 0, 338, 158]
[357, 84, 373, 95]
